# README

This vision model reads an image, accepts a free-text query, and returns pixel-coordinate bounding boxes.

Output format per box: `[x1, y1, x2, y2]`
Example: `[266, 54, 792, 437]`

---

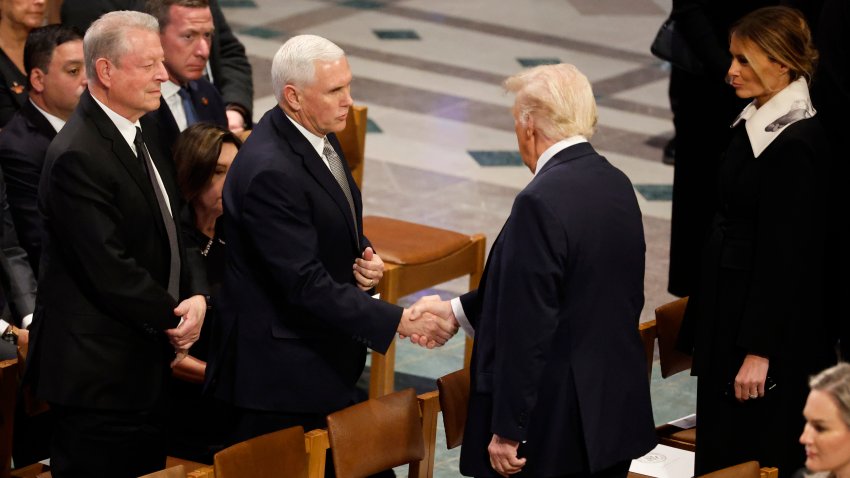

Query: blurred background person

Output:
[666, 0, 776, 297]
[0, 0, 46, 127]
[144, 0, 227, 156]
[58, 0, 253, 133]
[0, 24, 85, 272]
[167, 122, 239, 463]
[677, 7, 837, 477]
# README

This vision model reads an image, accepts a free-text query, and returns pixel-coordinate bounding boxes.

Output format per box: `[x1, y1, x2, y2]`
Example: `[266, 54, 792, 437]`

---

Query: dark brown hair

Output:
[174, 123, 241, 203]
[144, 0, 210, 29]
[731, 6, 818, 83]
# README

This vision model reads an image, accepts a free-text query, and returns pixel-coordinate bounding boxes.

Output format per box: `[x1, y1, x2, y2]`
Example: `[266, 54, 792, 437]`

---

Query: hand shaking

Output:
[398, 295, 459, 348]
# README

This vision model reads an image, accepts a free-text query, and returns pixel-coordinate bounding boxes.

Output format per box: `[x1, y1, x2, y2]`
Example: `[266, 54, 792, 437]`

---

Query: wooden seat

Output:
[638, 320, 657, 381]
[436, 368, 469, 449]
[653, 297, 696, 451]
[338, 105, 485, 397]
[307, 388, 438, 478]
[139, 465, 185, 478]
[698, 462, 778, 478]
[213, 426, 308, 478]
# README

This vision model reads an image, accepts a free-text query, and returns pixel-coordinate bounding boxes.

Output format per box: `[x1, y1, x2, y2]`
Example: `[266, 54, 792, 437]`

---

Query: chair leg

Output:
[369, 341, 396, 398]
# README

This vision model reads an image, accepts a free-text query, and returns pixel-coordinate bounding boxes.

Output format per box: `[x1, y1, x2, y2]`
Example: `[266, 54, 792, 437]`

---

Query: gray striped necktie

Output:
[322, 137, 358, 241]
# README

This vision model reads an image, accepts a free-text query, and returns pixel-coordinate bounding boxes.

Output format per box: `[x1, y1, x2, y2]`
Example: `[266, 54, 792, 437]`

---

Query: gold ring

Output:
[369, 279, 374, 287]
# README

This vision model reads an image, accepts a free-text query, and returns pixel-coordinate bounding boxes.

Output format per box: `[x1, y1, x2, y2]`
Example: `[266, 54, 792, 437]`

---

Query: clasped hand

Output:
[166, 294, 207, 367]
[398, 295, 459, 348]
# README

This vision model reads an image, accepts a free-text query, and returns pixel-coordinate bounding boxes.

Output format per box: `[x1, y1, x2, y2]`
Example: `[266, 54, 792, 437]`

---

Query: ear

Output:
[95, 58, 112, 88]
[30, 68, 46, 94]
[283, 84, 301, 111]
[524, 115, 535, 141]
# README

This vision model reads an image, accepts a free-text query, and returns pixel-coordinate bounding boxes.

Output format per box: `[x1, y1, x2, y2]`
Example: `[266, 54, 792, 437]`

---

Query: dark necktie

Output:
[134, 127, 181, 300]
[177, 87, 199, 127]
[322, 137, 358, 242]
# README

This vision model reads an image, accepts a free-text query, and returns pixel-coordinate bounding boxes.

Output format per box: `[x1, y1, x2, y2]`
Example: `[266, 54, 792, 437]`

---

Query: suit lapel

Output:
[81, 91, 167, 240]
[22, 100, 58, 140]
[271, 108, 360, 250]
[534, 141, 597, 179]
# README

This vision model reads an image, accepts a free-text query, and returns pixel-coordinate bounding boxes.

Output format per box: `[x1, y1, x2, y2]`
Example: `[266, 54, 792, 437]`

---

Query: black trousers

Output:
[49, 404, 166, 478]
[230, 407, 394, 478]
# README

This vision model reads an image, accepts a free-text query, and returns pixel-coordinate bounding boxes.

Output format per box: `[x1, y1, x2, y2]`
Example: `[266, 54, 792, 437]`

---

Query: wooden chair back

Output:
[436, 368, 469, 449]
[326, 388, 425, 478]
[655, 297, 692, 378]
[638, 320, 657, 380]
[138, 465, 185, 478]
[1, 359, 18, 478]
[213, 426, 308, 478]
[698, 462, 775, 478]
[338, 105, 367, 188]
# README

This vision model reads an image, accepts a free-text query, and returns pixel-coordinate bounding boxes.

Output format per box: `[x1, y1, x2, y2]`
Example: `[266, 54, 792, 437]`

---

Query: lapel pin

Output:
[10, 82, 24, 94]
[201, 97, 209, 106]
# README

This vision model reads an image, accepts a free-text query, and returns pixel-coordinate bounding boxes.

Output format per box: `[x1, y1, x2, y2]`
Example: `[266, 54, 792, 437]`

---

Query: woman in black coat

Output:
[678, 7, 838, 477]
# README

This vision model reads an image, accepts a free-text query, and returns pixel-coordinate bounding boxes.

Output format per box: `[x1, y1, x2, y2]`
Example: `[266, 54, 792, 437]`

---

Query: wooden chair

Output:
[213, 426, 308, 478]
[139, 465, 185, 478]
[338, 105, 486, 397]
[698, 461, 778, 478]
[652, 297, 696, 451]
[436, 368, 469, 449]
[1, 359, 18, 478]
[306, 388, 438, 478]
[638, 320, 657, 381]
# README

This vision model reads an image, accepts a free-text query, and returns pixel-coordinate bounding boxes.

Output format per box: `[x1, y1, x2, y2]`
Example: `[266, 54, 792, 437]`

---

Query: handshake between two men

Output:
[398, 295, 459, 349]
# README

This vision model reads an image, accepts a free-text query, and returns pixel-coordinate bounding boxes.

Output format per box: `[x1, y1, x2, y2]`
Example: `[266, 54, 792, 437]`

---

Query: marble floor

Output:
[220, 0, 696, 475]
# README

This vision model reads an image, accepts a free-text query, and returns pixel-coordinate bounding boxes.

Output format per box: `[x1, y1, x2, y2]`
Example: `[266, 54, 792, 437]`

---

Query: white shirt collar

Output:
[29, 99, 66, 133]
[534, 135, 588, 177]
[90, 92, 142, 155]
[285, 110, 330, 169]
[162, 80, 188, 132]
[731, 77, 815, 158]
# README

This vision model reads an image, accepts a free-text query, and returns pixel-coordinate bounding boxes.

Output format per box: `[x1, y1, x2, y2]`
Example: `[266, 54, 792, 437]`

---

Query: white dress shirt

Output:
[30, 99, 66, 133]
[285, 112, 333, 171]
[162, 80, 189, 133]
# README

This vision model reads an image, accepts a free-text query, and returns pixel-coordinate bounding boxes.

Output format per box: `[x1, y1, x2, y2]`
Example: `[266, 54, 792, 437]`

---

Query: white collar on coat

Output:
[731, 77, 815, 158]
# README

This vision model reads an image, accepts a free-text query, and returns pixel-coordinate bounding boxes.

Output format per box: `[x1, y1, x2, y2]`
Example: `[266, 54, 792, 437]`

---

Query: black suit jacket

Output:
[61, 0, 253, 121]
[26, 90, 205, 411]
[458, 143, 657, 477]
[205, 106, 401, 415]
[148, 78, 228, 157]
[0, 99, 57, 272]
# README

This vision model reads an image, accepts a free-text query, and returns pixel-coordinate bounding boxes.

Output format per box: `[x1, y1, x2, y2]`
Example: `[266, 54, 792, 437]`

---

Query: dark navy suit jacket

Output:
[148, 78, 228, 157]
[458, 142, 657, 477]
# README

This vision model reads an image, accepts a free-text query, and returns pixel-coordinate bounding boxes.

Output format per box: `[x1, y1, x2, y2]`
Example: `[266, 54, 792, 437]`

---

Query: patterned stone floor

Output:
[220, 0, 697, 475]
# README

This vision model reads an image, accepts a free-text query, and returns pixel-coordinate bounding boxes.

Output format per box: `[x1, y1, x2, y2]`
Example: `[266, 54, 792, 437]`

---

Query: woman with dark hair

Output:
[167, 122, 240, 462]
[0, 0, 45, 127]
[678, 6, 837, 476]
[800, 363, 850, 478]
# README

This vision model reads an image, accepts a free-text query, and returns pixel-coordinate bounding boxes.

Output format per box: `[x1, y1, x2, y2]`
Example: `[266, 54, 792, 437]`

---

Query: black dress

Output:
[0, 47, 26, 128]
[165, 213, 227, 463]
[679, 118, 838, 477]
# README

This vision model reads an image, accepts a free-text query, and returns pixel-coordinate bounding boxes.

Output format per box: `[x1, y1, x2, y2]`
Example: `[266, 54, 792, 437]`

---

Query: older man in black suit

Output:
[25, 11, 206, 477]
[205, 35, 456, 454]
[0, 25, 86, 273]
[411, 64, 657, 478]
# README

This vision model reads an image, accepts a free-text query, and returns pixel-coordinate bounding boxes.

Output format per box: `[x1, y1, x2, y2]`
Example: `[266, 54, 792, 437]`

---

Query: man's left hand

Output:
[488, 434, 526, 477]
[354, 247, 384, 291]
[166, 295, 207, 349]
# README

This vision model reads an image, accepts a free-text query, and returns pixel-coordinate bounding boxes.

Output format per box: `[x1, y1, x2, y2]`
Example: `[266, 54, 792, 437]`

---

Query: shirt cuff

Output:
[22, 314, 33, 329]
[0, 319, 9, 333]
[451, 297, 474, 339]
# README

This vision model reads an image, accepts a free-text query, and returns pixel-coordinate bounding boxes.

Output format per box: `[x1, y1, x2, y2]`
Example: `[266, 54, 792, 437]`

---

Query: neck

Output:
[194, 207, 219, 239]
[0, 21, 29, 72]
[90, 84, 143, 123]
[30, 94, 70, 121]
